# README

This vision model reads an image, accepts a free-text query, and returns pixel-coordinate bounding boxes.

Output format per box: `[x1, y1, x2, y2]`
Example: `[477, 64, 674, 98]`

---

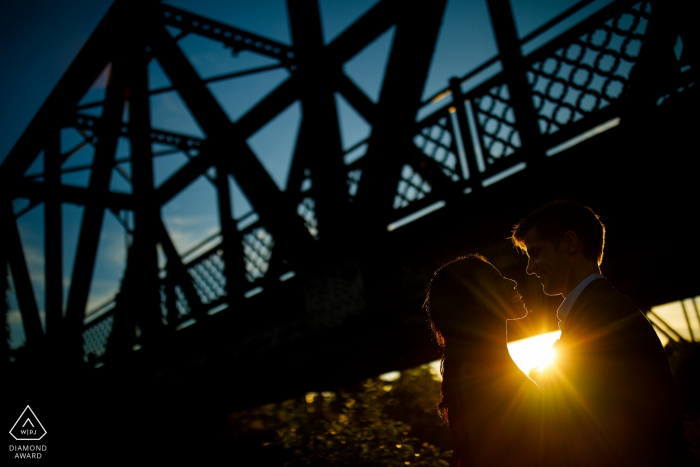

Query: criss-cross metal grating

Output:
[83, 314, 115, 361]
[473, 83, 521, 163]
[528, 2, 651, 136]
[173, 284, 192, 317]
[188, 250, 226, 304]
[413, 116, 461, 181]
[297, 197, 319, 239]
[393, 164, 432, 209]
[243, 227, 274, 282]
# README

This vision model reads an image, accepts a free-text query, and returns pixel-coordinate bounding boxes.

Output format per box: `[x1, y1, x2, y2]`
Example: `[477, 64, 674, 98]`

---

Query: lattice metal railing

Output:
[83, 313, 115, 362]
[81, 222, 277, 364]
[473, 83, 522, 162]
[413, 115, 461, 181]
[393, 164, 432, 209]
[297, 197, 319, 239]
[398, 0, 686, 223]
[188, 250, 226, 304]
[528, 1, 651, 136]
[243, 227, 274, 282]
[172, 284, 192, 317]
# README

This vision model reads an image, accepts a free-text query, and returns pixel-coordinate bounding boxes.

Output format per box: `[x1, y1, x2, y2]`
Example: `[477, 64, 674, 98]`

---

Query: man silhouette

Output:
[511, 200, 690, 467]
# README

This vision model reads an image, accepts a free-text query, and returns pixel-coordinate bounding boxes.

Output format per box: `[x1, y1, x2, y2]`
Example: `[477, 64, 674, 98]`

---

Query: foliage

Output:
[227, 365, 452, 466]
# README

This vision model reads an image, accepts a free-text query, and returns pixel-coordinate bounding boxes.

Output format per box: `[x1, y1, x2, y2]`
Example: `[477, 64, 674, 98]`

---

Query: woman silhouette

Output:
[425, 254, 543, 467]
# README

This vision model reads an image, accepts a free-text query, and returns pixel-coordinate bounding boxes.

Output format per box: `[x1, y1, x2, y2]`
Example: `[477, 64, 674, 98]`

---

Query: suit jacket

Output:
[543, 278, 689, 467]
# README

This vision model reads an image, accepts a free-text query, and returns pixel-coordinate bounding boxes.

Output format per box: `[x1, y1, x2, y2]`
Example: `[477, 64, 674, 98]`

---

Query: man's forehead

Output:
[523, 228, 548, 248]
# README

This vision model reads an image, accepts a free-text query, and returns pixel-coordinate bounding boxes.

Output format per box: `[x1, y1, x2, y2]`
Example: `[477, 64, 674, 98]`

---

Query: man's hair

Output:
[511, 200, 606, 265]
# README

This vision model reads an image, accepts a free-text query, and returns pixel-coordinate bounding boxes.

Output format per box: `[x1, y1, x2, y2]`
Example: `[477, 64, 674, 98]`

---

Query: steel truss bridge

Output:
[1, 0, 697, 453]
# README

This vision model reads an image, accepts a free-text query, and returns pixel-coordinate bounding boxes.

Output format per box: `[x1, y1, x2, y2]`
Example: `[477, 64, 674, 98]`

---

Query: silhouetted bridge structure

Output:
[2, 0, 697, 450]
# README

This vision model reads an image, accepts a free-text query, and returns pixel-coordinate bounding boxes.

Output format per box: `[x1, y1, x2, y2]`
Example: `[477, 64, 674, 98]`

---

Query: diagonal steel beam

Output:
[227, 79, 297, 141]
[325, 0, 401, 65]
[149, 18, 315, 259]
[353, 0, 447, 226]
[153, 80, 297, 207]
[44, 129, 63, 341]
[0, 0, 127, 184]
[337, 73, 379, 124]
[287, 0, 350, 242]
[155, 140, 215, 205]
[64, 58, 127, 360]
[151, 78, 297, 207]
[150, 0, 400, 207]
[3, 200, 44, 346]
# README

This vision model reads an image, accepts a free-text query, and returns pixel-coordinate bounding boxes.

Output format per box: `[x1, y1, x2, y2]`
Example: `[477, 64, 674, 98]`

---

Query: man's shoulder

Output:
[564, 278, 664, 353]
[573, 278, 640, 320]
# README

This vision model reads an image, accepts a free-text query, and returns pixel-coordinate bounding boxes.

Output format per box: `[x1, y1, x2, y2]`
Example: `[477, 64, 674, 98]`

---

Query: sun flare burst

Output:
[507, 331, 561, 376]
[425, 331, 562, 381]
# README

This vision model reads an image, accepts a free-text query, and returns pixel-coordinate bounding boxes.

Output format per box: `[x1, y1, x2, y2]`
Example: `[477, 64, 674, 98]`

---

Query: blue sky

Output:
[2, 0, 622, 348]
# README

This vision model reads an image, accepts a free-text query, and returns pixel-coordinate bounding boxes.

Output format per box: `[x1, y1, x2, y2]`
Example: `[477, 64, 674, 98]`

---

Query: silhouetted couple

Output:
[425, 200, 691, 466]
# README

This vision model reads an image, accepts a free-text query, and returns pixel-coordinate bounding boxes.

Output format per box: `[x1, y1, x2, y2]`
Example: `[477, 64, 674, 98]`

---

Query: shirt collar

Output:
[557, 273, 604, 329]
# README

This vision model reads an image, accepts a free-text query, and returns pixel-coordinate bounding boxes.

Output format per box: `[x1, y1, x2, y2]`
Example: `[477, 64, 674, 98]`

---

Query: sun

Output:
[538, 347, 556, 371]
[507, 331, 561, 376]
[425, 330, 561, 382]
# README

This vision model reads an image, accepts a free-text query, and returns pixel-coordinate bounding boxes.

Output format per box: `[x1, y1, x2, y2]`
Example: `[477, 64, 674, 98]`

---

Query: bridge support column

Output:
[486, 0, 544, 162]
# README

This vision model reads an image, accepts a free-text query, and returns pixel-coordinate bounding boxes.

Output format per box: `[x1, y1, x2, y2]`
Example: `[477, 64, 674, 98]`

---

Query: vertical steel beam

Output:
[214, 166, 235, 299]
[449, 77, 480, 187]
[127, 25, 162, 340]
[286, 117, 313, 199]
[625, 0, 683, 112]
[287, 0, 350, 243]
[44, 130, 63, 342]
[3, 201, 43, 346]
[216, 162, 250, 300]
[486, 0, 543, 160]
[64, 59, 126, 361]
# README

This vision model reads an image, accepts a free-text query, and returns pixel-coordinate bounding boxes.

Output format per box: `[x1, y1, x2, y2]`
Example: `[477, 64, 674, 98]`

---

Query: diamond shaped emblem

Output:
[9, 406, 47, 441]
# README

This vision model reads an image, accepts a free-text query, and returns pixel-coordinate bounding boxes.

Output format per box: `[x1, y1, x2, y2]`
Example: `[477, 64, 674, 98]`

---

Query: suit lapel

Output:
[559, 278, 607, 340]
